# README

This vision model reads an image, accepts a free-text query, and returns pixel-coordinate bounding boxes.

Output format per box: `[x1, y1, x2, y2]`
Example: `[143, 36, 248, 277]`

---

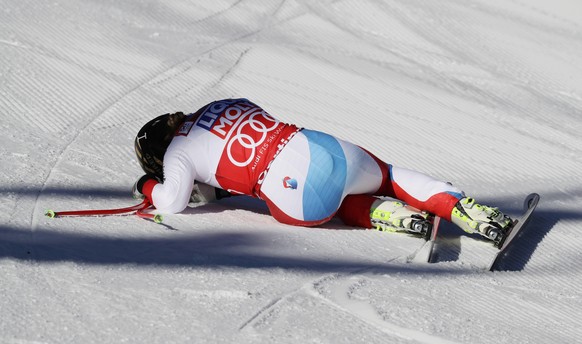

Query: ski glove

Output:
[132, 174, 158, 202]
[188, 183, 233, 208]
[133, 175, 233, 207]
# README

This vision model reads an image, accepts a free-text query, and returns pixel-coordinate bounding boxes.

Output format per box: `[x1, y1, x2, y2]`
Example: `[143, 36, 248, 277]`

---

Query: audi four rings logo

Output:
[226, 110, 279, 167]
[196, 100, 281, 167]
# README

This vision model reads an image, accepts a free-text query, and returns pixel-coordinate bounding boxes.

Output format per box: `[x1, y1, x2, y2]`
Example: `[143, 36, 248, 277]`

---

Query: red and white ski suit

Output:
[141, 99, 463, 228]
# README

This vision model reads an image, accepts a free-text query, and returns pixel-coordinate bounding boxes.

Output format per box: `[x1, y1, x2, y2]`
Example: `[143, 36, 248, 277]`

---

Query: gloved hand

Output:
[188, 183, 218, 207]
[132, 174, 157, 200]
[188, 183, 233, 207]
[132, 181, 144, 200]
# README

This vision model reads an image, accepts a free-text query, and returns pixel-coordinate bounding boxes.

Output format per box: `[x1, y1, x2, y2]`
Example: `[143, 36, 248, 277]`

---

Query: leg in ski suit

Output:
[259, 129, 463, 229]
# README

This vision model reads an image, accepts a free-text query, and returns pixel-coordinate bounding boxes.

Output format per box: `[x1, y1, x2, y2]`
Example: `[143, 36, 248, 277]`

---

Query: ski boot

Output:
[370, 200, 432, 236]
[450, 197, 513, 246]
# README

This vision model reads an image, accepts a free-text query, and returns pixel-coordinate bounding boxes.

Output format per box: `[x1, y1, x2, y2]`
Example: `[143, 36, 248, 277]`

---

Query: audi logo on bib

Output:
[206, 99, 294, 196]
[226, 110, 280, 167]
[197, 100, 283, 166]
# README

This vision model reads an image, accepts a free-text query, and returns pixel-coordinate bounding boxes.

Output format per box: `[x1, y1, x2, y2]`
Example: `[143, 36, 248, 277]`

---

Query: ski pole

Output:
[136, 209, 164, 224]
[44, 199, 162, 223]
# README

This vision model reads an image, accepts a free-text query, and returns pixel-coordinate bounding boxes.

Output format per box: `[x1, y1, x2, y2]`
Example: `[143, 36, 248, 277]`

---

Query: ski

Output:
[44, 199, 163, 223]
[487, 193, 540, 271]
[409, 215, 441, 263]
[426, 215, 441, 263]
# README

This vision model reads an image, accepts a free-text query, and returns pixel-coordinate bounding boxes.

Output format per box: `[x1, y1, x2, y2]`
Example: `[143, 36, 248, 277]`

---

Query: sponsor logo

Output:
[196, 99, 249, 139]
[202, 103, 282, 169]
[226, 111, 279, 167]
[283, 176, 298, 190]
[196, 99, 283, 168]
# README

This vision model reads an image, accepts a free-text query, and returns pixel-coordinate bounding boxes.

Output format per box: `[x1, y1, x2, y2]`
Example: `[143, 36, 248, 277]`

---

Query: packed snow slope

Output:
[1, 0, 582, 343]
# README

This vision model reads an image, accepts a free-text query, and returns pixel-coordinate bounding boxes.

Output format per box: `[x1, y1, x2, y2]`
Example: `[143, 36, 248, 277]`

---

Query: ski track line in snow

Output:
[23, 65, 186, 334]
[27, 1, 310, 236]
[237, 272, 356, 333]
[291, 2, 558, 174]
[22, 54, 235, 344]
[382, 1, 582, 185]
[237, 267, 380, 332]
[386, 0, 582, 149]
[313, 0, 582, 163]
[303, 1, 477, 113]
[450, 275, 581, 342]
[29, 67, 174, 230]
[23, 3, 311, 321]
[26, 0, 317, 256]
[237, 271, 349, 332]
[236, 232, 433, 332]
[239, 269, 460, 344]
[239, 259, 460, 343]
[310, 275, 462, 344]
[5, 1, 582, 342]
[22, 5, 322, 329]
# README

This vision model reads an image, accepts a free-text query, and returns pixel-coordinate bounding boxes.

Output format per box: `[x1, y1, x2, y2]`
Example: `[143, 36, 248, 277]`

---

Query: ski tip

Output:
[45, 209, 56, 218]
[153, 214, 163, 224]
[524, 193, 540, 210]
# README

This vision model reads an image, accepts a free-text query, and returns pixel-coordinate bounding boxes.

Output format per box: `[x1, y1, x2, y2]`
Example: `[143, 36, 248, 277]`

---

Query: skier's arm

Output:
[136, 150, 195, 214]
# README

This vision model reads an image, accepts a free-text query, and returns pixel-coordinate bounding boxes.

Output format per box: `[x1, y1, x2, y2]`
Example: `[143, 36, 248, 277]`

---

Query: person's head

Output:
[134, 112, 186, 181]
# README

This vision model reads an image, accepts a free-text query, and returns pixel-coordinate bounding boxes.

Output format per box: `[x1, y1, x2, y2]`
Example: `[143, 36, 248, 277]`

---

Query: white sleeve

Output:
[151, 149, 195, 214]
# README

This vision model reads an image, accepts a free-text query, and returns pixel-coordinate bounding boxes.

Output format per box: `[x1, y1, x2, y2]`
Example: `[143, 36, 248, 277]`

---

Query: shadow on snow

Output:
[0, 223, 469, 275]
[434, 193, 580, 272]
[1, 187, 579, 273]
[0, 185, 131, 199]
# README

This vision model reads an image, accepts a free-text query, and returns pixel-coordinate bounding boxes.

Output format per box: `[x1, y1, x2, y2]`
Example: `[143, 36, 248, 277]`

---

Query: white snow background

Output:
[1, 0, 582, 343]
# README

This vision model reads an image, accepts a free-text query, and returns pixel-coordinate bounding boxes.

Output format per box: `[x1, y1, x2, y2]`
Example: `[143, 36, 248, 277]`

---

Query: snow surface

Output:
[1, 0, 582, 343]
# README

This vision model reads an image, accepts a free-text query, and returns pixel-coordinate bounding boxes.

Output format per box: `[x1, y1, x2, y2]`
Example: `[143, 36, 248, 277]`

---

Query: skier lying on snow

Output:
[133, 98, 512, 245]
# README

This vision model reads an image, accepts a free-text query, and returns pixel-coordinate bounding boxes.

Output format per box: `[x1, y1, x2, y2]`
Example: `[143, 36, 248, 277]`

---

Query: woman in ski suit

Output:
[133, 98, 512, 244]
